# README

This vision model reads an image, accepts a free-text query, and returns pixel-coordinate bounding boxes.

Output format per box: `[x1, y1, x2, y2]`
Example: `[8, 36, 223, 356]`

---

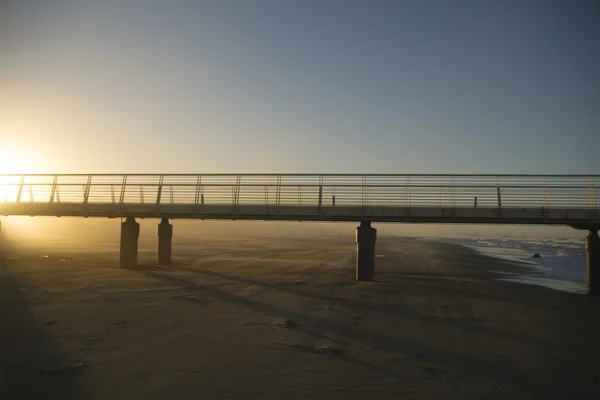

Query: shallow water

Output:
[416, 235, 587, 294]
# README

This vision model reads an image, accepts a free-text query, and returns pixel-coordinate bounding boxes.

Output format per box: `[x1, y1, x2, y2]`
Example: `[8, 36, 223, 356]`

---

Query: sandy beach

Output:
[2, 231, 600, 399]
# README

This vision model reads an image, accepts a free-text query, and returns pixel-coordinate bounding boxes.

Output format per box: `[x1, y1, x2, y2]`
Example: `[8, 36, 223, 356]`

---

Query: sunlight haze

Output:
[1, 4, 600, 398]
[1, 0, 597, 174]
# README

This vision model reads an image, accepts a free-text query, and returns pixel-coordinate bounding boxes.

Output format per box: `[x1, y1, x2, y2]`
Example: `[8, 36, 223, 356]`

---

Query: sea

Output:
[417, 235, 587, 294]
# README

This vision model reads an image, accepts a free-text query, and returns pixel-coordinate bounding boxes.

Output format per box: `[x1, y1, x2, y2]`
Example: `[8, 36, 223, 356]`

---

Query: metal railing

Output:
[0, 174, 597, 210]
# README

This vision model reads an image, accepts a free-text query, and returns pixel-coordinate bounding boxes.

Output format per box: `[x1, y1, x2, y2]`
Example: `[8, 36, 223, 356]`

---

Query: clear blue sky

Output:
[1, 0, 598, 174]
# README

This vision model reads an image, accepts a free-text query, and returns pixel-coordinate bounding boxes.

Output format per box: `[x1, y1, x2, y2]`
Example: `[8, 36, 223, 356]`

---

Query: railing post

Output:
[49, 175, 58, 204]
[232, 175, 241, 218]
[542, 177, 550, 208]
[496, 184, 502, 208]
[451, 175, 456, 209]
[193, 175, 202, 208]
[234, 175, 241, 207]
[589, 176, 596, 210]
[156, 175, 164, 208]
[83, 175, 92, 205]
[16, 176, 24, 203]
[407, 176, 411, 208]
[264, 185, 269, 207]
[119, 175, 128, 205]
[361, 175, 367, 208]
[318, 185, 323, 207]
[275, 175, 282, 208]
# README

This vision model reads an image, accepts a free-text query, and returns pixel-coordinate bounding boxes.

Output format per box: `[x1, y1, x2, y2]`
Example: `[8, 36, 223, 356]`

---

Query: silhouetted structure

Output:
[120, 217, 139, 268]
[356, 221, 377, 281]
[586, 228, 600, 294]
[1, 173, 598, 291]
[158, 218, 173, 266]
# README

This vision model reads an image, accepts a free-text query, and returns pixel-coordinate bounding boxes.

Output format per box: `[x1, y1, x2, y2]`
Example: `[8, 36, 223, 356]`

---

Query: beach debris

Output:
[41, 255, 49, 259]
[324, 302, 343, 311]
[277, 319, 297, 328]
[532, 253, 541, 258]
[108, 320, 128, 329]
[269, 341, 342, 356]
[420, 365, 442, 374]
[171, 294, 207, 303]
[312, 346, 342, 356]
[44, 320, 58, 328]
[38, 359, 89, 374]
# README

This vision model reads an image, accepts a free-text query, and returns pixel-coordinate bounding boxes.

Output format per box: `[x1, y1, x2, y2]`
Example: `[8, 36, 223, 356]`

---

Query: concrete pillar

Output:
[587, 229, 600, 295]
[356, 221, 377, 281]
[158, 217, 173, 266]
[0, 220, 4, 268]
[120, 217, 140, 268]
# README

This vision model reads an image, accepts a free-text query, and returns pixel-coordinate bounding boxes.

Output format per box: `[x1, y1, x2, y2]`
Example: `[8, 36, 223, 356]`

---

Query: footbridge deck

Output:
[1, 174, 598, 224]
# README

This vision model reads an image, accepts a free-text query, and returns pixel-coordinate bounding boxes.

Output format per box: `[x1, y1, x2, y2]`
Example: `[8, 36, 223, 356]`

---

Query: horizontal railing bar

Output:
[1, 174, 596, 215]
[0, 183, 593, 190]
[1, 204, 595, 211]
[0, 173, 599, 178]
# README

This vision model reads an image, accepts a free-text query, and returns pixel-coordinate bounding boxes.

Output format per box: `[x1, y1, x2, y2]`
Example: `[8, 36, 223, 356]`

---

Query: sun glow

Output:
[0, 148, 36, 175]
[0, 147, 39, 202]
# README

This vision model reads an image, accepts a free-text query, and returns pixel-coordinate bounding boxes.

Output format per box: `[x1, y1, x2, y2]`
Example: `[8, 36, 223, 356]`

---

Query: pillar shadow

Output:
[141, 269, 544, 395]
[141, 270, 403, 379]
[175, 266, 600, 361]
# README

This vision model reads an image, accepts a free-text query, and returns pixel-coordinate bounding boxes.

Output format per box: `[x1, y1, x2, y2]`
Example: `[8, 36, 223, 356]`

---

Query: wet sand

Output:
[2, 235, 600, 399]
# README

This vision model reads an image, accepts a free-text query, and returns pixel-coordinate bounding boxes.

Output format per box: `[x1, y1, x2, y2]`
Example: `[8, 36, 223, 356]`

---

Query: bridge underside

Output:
[1, 203, 597, 225]
[1, 205, 599, 294]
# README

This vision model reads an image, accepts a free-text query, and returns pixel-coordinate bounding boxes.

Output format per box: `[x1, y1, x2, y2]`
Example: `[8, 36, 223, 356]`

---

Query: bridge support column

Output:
[356, 221, 377, 281]
[120, 217, 140, 268]
[158, 218, 173, 266]
[587, 229, 600, 295]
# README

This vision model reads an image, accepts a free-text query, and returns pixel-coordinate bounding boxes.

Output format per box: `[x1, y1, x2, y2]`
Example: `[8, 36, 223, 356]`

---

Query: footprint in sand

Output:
[44, 320, 58, 328]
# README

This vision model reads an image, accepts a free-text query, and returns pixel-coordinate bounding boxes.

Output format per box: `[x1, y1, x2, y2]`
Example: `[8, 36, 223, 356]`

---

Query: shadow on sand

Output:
[0, 255, 88, 399]
[175, 265, 600, 361]
[140, 268, 549, 396]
